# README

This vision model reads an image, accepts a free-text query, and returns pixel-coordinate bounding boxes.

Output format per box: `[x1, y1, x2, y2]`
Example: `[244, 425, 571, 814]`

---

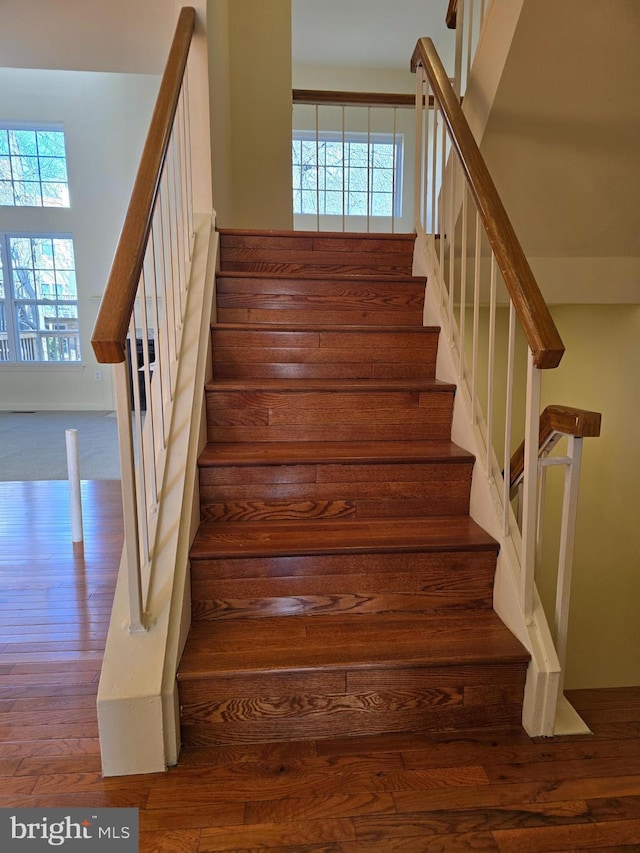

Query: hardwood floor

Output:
[1, 479, 640, 851]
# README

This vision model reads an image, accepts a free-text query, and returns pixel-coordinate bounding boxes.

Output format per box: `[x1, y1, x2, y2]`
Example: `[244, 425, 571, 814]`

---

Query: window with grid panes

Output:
[292, 131, 403, 218]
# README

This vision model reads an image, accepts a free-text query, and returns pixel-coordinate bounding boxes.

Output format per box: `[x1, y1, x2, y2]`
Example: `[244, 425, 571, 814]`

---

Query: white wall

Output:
[0, 68, 158, 411]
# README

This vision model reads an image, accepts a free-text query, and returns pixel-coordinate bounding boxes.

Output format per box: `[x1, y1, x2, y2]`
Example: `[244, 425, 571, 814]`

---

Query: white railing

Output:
[91, 7, 195, 633]
[413, 37, 564, 624]
[510, 406, 601, 697]
[447, 0, 491, 97]
[292, 90, 414, 234]
[0, 331, 81, 361]
[412, 37, 599, 734]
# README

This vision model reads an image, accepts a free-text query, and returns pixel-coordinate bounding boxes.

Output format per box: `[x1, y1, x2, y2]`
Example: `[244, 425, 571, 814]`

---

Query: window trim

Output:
[0, 122, 70, 209]
[292, 129, 404, 219]
[0, 231, 81, 364]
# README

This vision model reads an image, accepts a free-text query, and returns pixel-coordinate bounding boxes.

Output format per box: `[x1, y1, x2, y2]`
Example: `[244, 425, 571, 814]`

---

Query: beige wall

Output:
[208, 0, 292, 229]
[479, 0, 640, 304]
[0, 0, 180, 74]
[465, 303, 640, 689]
[227, 0, 293, 229]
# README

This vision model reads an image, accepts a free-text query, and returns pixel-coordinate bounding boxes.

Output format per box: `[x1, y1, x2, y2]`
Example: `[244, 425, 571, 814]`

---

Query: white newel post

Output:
[65, 428, 83, 543]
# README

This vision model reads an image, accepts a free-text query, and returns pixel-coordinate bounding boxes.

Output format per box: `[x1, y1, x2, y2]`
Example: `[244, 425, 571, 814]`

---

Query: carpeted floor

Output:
[0, 410, 121, 480]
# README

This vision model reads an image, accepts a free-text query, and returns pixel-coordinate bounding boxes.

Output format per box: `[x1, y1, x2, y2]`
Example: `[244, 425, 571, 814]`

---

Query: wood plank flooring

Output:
[1, 480, 640, 851]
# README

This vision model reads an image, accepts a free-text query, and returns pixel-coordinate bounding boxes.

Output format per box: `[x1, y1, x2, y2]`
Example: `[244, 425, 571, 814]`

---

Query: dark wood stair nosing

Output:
[217, 228, 417, 240]
[204, 378, 456, 393]
[190, 515, 499, 562]
[211, 321, 440, 334]
[216, 270, 425, 283]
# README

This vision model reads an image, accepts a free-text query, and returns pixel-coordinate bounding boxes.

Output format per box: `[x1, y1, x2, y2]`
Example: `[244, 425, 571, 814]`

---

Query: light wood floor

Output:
[1, 479, 640, 852]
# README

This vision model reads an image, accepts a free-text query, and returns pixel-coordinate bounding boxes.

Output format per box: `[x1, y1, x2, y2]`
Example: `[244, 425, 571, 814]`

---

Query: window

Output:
[0, 234, 80, 362]
[0, 126, 69, 208]
[292, 131, 403, 218]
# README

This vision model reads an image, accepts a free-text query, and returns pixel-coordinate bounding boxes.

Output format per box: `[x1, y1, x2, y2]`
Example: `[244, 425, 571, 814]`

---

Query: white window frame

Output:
[292, 130, 404, 219]
[0, 232, 81, 363]
[0, 123, 70, 209]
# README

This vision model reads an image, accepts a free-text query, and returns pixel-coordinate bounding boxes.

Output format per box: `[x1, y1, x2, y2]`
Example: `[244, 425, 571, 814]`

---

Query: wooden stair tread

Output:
[177, 612, 529, 680]
[198, 439, 474, 468]
[191, 515, 497, 560]
[205, 377, 455, 393]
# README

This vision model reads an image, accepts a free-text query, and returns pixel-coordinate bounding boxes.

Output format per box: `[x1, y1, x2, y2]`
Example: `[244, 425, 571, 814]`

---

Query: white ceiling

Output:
[291, 0, 454, 73]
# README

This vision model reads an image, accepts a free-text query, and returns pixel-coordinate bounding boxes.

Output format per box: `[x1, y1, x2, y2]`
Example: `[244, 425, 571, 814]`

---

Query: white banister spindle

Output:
[138, 268, 158, 510]
[113, 360, 145, 633]
[341, 105, 347, 231]
[146, 228, 167, 451]
[391, 106, 398, 234]
[503, 302, 516, 535]
[485, 254, 497, 480]
[466, 0, 475, 90]
[183, 71, 194, 247]
[458, 187, 468, 381]
[152, 211, 172, 433]
[471, 211, 481, 426]
[128, 313, 150, 573]
[413, 71, 424, 232]
[520, 350, 542, 621]
[439, 116, 446, 273]
[160, 179, 178, 386]
[366, 106, 371, 233]
[315, 105, 320, 231]
[555, 435, 584, 694]
[423, 83, 432, 232]
[178, 92, 190, 282]
[172, 127, 186, 324]
[431, 105, 442, 243]
[453, 0, 464, 98]
[447, 158, 456, 336]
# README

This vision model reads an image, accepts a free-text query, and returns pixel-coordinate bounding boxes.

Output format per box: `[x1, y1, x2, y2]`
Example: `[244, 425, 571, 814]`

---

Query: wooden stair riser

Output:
[219, 252, 413, 278]
[179, 663, 526, 746]
[211, 326, 438, 380]
[190, 555, 497, 621]
[199, 460, 473, 522]
[217, 231, 416, 278]
[190, 549, 498, 582]
[216, 277, 425, 326]
[206, 388, 455, 443]
[218, 231, 417, 255]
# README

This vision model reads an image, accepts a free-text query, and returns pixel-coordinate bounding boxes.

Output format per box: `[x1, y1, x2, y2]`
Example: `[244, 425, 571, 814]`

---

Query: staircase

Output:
[176, 229, 530, 749]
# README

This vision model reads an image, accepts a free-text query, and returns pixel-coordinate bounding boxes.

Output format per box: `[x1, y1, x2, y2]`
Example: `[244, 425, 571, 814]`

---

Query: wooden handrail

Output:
[510, 405, 602, 490]
[293, 89, 419, 109]
[91, 7, 196, 364]
[446, 0, 459, 29]
[411, 38, 564, 369]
